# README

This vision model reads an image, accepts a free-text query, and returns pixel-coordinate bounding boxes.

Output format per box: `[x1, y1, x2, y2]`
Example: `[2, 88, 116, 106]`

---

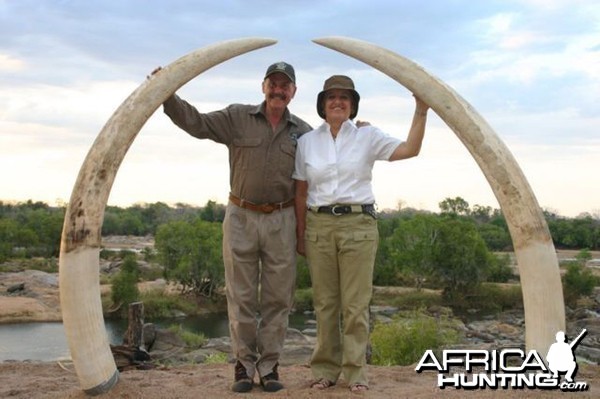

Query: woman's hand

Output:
[297, 236, 306, 256]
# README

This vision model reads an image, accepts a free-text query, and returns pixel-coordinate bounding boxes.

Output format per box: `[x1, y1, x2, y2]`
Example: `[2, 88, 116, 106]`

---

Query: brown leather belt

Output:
[229, 193, 294, 214]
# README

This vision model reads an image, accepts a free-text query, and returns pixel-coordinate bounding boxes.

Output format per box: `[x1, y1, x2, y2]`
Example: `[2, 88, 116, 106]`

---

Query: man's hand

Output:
[356, 120, 371, 127]
[146, 66, 162, 80]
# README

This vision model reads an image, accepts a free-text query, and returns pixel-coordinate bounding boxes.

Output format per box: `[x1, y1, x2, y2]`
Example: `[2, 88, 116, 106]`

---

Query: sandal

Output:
[310, 378, 335, 390]
[349, 383, 369, 392]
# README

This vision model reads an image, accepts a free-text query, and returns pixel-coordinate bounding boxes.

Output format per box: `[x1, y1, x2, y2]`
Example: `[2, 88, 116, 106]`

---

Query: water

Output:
[0, 312, 313, 362]
[0, 321, 130, 362]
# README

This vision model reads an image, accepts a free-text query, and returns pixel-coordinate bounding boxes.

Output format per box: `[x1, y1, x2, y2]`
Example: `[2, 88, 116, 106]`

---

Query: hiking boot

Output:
[231, 361, 253, 393]
[260, 363, 284, 392]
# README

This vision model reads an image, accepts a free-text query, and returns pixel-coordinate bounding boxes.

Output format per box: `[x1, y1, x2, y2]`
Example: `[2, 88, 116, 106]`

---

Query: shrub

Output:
[486, 253, 514, 283]
[295, 256, 312, 289]
[370, 309, 459, 366]
[563, 261, 598, 306]
[462, 283, 523, 314]
[441, 282, 523, 314]
[138, 290, 197, 319]
[293, 288, 313, 312]
[110, 254, 140, 313]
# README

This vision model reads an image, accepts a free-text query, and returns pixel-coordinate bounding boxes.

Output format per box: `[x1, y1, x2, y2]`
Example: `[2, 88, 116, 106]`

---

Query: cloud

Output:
[0, 53, 25, 71]
[0, 1, 598, 217]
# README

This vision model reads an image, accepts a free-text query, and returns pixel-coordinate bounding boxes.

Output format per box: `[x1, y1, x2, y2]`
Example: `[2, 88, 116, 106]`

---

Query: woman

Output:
[293, 75, 429, 392]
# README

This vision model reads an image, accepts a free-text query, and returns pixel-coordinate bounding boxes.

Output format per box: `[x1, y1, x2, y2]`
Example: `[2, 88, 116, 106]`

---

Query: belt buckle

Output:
[331, 205, 344, 216]
[261, 204, 275, 213]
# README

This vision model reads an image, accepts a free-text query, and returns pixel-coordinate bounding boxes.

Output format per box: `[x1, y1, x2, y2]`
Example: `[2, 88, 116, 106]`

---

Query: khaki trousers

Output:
[305, 211, 378, 386]
[222, 203, 297, 379]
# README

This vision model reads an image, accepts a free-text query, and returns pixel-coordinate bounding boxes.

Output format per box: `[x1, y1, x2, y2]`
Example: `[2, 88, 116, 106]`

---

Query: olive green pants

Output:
[305, 211, 378, 386]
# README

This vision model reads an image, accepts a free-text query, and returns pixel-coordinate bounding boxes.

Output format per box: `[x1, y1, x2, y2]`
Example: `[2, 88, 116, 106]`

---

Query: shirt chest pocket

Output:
[232, 138, 263, 170]
[279, 142, 296, 176]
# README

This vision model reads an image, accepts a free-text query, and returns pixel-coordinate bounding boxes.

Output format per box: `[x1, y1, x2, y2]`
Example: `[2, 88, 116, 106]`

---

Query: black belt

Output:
[311, 204, 376, 218]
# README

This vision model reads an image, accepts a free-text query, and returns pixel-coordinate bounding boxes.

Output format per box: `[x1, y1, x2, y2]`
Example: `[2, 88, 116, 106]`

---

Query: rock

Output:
[143, 323, 157, 347]
[110, 344, 153, 371]
[202, 337, 231, 352]
[7, 283, 25, 294]
[286, 328, 310, 343]
[149, 328, 186, 353]
[370, 305, 399, 316]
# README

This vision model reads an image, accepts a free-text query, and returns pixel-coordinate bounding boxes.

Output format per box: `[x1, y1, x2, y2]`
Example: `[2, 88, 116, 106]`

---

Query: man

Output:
[160, 62, 311, 393]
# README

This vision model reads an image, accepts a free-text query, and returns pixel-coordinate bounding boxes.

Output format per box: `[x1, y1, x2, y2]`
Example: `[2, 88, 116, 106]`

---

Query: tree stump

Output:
[127, 301, 144, 348]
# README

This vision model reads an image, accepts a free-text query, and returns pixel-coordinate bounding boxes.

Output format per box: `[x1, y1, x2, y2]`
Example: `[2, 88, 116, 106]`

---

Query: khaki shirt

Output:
[163, 95, 312, 204]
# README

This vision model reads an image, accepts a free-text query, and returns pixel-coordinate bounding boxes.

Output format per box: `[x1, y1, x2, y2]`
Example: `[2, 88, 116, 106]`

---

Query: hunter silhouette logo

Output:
[546, 329, 587, 383]
[415, 329, 589, 391]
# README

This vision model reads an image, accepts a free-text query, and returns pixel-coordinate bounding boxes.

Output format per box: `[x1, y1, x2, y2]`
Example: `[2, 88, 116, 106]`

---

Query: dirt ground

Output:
[1, 361, 598, 399]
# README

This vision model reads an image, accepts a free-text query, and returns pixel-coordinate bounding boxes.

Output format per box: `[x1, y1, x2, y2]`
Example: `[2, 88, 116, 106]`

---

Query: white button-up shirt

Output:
[293, 120, 402, 207]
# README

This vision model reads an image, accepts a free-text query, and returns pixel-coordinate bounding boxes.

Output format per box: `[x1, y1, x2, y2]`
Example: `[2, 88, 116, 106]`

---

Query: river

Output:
[0, 312, 312, 362]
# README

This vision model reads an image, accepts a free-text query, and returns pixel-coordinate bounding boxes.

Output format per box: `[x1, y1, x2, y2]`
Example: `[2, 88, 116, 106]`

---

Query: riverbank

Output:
[2, 249, 600, 397]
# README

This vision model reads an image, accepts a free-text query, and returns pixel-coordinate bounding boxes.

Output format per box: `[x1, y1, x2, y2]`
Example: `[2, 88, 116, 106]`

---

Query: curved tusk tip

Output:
[312, 36, 340, 44]
[227, 37, 278, 47]
[312, 36, 359, 48]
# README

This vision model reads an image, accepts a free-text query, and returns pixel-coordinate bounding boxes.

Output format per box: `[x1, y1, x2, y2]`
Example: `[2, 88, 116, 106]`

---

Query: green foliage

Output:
[0, 257, 58, 273]
[477, 223, 512, 251]
[547, 214, 600, 249]
[562, 259, 598, 306]
[295, 256, 312, 289]
[204, 352, 228, 364]
[1, 199, 597, 268]
[293, 288, 313, 312]
[110, 254, 140, 313]
[485, 253, 514, 283]
[438, 197, 470, 217]
[435, 217, 492, 300]
[199, 200, 226, 222]
[155, 219, 224, 298]
[374, 289, 443, 310]
[0, 201, 64, 260]
[378, 211, 497, 298]
[384, 214, 441, 289]
[576, 248, 592, 263]
[370, 310, 459, 366]
[450, 283, 523, 313]
[167, 324, 207, 348]
[137, 290, 198, 319]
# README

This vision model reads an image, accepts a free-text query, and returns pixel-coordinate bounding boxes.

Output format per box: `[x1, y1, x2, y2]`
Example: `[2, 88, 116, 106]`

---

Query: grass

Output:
[204, 352, 229, 364]
[167, 324, 207, 348]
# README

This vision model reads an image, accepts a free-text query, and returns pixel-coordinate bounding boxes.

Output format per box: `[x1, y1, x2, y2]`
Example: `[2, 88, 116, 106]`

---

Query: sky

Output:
[0, 0, 598, 218]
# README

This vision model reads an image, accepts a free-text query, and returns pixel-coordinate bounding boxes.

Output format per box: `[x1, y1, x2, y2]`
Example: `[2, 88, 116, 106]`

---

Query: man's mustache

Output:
[269, 93, 287, 101]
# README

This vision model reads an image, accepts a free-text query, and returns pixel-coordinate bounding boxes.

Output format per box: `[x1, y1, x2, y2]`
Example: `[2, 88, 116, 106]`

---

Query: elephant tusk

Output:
[58, 37, 276, 395]
[313, 36, 565, 354]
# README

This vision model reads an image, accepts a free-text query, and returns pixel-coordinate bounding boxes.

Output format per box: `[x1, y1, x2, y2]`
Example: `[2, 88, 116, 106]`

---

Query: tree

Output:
[433, 217, 492, 300]
[155, 219, 224, 298]
[438, 197, 470, 217]
[385, 214, 441, 290]
[110, 254, 140, 314]
[471, 204, 493, 224]
[200, 200, 226, 222]
[477, 223, 512, 251]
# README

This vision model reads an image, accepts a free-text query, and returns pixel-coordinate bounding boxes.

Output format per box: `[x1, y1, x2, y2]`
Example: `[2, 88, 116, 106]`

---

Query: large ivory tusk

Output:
[313, 36, 565, 354]
[59, 38, 276, 395]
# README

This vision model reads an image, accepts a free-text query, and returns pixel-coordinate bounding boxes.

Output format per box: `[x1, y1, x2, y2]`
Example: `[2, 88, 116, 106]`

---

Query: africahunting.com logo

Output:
[415, 329, 589, 392]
